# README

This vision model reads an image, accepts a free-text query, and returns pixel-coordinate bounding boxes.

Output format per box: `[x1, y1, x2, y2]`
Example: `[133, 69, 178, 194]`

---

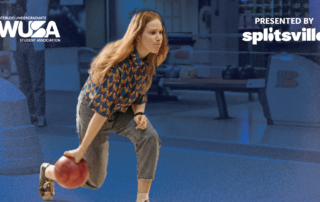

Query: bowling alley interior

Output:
[1, 0, 320, 201]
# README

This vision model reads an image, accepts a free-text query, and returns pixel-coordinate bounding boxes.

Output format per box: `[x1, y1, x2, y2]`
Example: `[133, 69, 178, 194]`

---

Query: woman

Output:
[38, 10, 169, 202]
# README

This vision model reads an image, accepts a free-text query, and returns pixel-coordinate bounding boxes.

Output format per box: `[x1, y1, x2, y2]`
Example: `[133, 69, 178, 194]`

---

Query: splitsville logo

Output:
[0, 21, 60, 39]
[242, 27, 320, 45]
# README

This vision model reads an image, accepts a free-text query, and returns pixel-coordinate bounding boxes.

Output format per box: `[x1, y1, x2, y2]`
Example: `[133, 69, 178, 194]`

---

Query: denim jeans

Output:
[77, 89, 161, 189]
[14, 42, 46, 116]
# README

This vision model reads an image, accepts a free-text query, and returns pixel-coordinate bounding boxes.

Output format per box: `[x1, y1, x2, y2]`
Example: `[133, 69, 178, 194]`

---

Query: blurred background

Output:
[2, 0, 320, 201]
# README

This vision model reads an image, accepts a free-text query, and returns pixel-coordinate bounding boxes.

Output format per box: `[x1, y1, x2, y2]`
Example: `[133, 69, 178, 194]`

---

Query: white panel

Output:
[173, 18, 180, 32]
[165, 2, 172, 17]
[266, 53, 320, 125]
[156, 3, 164, 16]
[173, 2, 180, 16]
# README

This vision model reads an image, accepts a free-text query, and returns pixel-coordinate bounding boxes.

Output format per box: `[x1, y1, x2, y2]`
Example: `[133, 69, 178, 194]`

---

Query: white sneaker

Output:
[38, 116, 47, 127]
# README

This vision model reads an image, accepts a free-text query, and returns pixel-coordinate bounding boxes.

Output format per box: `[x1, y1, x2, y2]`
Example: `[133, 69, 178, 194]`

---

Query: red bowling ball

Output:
[54, 155, 89, 189]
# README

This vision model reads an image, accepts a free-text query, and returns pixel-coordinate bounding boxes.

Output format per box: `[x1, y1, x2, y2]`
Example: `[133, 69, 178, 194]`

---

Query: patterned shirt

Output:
[82, 48, 149, 120]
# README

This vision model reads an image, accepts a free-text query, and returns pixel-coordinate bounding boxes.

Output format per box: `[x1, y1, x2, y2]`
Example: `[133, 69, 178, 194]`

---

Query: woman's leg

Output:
[112, 108, 161, 201]
[138, 179, 152, 193]
[76, 93, 114, 189]
[39, 91, 113, 201]
[137, 180, 152, 202]
[45, 165, 56, 181]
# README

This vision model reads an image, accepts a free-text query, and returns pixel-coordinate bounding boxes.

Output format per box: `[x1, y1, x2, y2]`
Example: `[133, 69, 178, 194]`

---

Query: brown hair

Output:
[89, 10, 169, 95]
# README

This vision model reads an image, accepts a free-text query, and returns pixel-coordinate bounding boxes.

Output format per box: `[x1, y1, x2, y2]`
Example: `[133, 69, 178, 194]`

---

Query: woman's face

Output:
[137, 19, 163, 58]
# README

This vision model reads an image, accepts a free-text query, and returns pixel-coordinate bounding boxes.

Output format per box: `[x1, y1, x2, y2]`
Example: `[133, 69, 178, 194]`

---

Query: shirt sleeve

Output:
[133, 93, 148, 104]
[88, 67, 120, 118]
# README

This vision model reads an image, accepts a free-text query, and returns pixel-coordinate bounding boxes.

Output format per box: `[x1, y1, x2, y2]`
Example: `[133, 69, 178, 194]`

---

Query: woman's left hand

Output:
[134, 114, 148, 130]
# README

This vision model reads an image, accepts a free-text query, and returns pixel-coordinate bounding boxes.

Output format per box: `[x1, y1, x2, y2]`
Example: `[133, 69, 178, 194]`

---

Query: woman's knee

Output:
[84, 171, 107, 189]
[144, 128, 161, 146]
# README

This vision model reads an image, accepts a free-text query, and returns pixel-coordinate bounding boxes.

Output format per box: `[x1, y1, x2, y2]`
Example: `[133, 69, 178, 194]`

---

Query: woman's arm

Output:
[65, 67, 120, 163]
[131, 103, 146, 114]
[79, 112, 108, 153]
[82, 102, 146, 152]
[64, 112, 107, 163]
[132, 103, 148, 130]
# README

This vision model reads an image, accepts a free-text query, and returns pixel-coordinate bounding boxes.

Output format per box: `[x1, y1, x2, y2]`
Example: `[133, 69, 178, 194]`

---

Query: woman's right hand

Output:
[64, 147, 86, 164]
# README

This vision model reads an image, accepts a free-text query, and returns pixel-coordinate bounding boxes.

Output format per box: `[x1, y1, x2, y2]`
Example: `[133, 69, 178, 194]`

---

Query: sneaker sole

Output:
[39, 163, 53, 201]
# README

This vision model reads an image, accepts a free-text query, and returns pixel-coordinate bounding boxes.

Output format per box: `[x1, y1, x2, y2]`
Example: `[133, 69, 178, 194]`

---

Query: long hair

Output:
[89, 10, 169, 95]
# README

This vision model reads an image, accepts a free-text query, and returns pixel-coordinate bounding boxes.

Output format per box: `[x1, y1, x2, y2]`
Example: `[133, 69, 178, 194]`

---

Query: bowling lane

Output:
[150, 101, 320, 151]
[2, 137, 320, 202]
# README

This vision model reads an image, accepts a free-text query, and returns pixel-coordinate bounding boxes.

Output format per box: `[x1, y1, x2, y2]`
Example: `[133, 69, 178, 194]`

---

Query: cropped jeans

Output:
[76, 89, 161, 189]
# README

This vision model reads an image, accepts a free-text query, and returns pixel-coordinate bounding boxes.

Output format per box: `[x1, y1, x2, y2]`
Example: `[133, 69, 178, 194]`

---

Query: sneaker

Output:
[30, 114, 38, 124]
[39, 163, 55, 201]
[38, 116, 47, 127]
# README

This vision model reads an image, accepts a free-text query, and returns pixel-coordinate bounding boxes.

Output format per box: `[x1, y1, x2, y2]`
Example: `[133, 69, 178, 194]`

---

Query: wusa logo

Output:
[0, 21, 60, 41]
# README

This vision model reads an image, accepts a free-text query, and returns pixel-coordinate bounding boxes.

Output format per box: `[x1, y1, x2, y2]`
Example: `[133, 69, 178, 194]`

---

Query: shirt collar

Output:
[131, 48, 148, 67]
